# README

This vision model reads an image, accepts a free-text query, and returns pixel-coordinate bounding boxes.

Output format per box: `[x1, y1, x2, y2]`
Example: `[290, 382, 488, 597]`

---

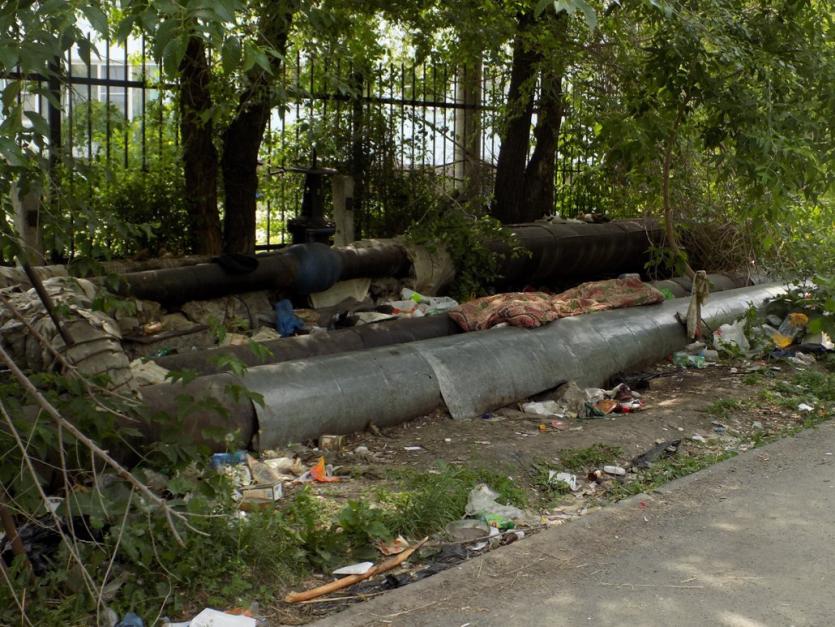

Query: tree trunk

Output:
[179, 37, 222, 255]
[523, 65, 563, 221]
[221, 1, 296, 254]
[221, 103, 270, 254]
[492, 14, 540, 224]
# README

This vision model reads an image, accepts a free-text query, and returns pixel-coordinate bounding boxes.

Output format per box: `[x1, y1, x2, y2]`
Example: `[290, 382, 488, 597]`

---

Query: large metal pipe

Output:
[153, 271, 749, 376]
[498, 219, 661, 284]
[141, 283, 784, 450]
[115, 220, 661, 304]
[154, 314, 460, 375]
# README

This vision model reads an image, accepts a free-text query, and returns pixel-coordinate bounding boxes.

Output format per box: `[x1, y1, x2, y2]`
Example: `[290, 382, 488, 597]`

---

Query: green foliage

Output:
[607, 450, 738, 501]
[529, 460, 573, 504]
[405, 197, 522, 301]
[704, 398, 744, 421]
[557, 443, 622, 471]
[380, 462, 526, 539]
[773, 276, 835, 340]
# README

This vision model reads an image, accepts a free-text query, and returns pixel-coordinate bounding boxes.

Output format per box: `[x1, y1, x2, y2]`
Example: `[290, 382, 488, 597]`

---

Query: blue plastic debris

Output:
[275, 299, 305, 337]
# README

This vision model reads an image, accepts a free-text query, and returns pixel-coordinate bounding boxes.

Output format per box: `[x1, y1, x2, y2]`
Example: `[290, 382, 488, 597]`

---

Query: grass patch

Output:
[380, 462, 526, 539]
[704, 398, 745, 420]
[528, 460, 574, 506]
[557, 444, 622, 471]
[607, 450, 738, 500]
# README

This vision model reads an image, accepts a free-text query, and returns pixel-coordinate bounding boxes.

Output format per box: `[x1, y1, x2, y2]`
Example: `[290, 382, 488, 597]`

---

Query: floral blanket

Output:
[448, 277, 665, 332]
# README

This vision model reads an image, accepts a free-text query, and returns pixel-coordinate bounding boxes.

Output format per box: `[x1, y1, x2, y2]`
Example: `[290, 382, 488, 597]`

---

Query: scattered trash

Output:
[798, 403, 814, 413]
[602, 465, 626, 476]
[714, 320, 751, 354]
[712, 421, 727, 434]
[630, 439, 680, 469]
[548, 471, 580, 492]
[211, 451, 248, 469]
[298, 457, 341, 483]
[115, 612, 145, 627]
[594, 399, 618, 415]
[464, 484, 528, 528]
[319, 434, 345, 451]
[129, 358, 170, 386]
[404, 445, 424, 452]
[751, 421, 764, 430]
[275, 299, 304, 337]
[685, 341, 706, 354]
[446, 519, 492, 543]
[788, 352, 816, 368]
[521, 400, 563, 417]
[376, 535, 410, 556]
[386, 288, 458, 318]
[251, 326, 281, 342]
[616, 399, 644, 413]
[501, 530, 525, 545]
[261, 455, 305, 477]
[285, 538, 428, 603]
[468, 526, 501, 551]
[770, 312, 809, 348]
[332, 561, 374, 576]
[184, 608, 256, 627]
[239, 483, 283, 506]
[800, 332, 834, 352]
[673, 351, 706, 369]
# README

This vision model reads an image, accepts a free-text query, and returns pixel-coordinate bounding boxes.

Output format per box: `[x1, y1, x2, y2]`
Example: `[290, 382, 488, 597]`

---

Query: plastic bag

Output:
[465, 484, 528, 524]
[714, 320, 751, 353]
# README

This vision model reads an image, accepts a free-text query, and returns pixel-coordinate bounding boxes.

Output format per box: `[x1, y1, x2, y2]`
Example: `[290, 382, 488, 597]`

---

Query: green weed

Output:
[704, 398, 745, 420]
[607, 451, 738, 500]
[557, 444, 622, 471]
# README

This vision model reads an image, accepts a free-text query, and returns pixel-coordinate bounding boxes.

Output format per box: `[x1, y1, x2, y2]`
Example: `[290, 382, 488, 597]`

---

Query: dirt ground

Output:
[268, 357, 825, 625]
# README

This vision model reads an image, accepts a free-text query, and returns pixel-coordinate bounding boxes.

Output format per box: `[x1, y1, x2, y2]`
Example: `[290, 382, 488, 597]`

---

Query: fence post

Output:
[332, 175, 355, 246]
[454, 58, 482, 203]
[11, 179, 44, 265]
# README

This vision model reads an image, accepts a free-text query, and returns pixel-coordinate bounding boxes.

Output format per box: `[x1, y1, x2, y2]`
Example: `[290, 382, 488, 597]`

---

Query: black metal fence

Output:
[2, 36, 607, 255]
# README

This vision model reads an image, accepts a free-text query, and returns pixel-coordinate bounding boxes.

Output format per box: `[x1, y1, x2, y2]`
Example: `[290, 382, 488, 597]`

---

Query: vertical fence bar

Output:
[266, 115, 271, 247]
[141, 35, 147, 170]
[67, 50, 73, 165]
[280, 58, 287, 244]
[399, 63, 405, 170]
[86, 34, 92, 164]
[157, 55, 163, 159]
[421, 61, 427, 167]
[294, 49, 301, 220]
[123, 44, 129, 168]
[105, 36, 111, 166]
[432, 60, 443, 174]
[442, 65, 448, 177]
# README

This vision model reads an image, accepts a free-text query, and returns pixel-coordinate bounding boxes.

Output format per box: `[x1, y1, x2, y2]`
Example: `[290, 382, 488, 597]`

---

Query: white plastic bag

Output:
[714, 319, 751, 353]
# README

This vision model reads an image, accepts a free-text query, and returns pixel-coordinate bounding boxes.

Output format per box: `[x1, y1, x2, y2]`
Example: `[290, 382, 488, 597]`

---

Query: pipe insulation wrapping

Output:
[240, 283, 784, 449]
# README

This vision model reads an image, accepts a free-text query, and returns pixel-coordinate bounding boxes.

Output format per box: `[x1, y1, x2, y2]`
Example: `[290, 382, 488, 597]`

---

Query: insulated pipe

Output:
[498, 219, 661, 284]
[115, 220, 660, 304]
[116, 242, 410, 304]
[153, 271, 751, 376]
[141, 283, 784, 450]
[154, 314, 461, 375]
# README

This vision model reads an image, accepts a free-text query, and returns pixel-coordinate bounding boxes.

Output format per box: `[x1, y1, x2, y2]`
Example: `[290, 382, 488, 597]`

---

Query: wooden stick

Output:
[20, 261, 74, 347]
[284, 537, 428, 603]
[0, 494, 29, 570]
[0, 342, 201, 545]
